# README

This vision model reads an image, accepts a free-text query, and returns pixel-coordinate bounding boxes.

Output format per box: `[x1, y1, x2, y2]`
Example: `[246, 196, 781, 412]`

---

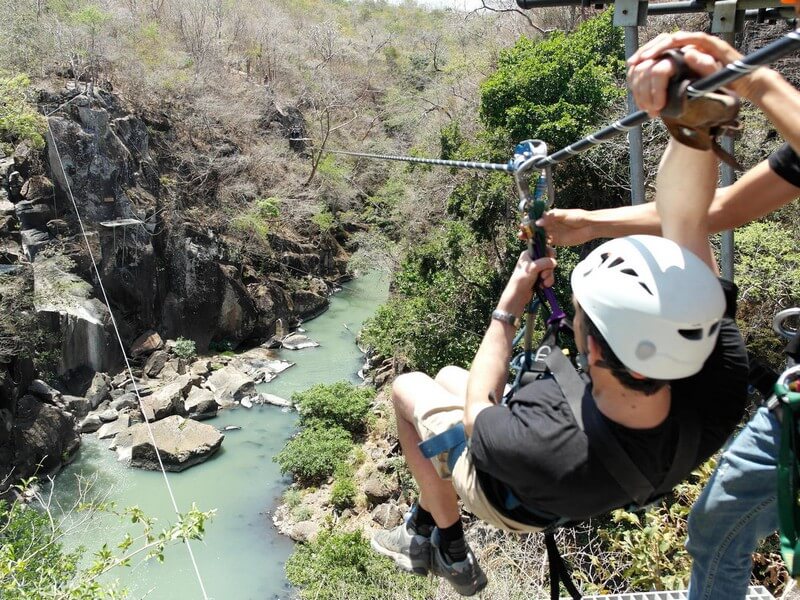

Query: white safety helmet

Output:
[571, 235, 725, 380]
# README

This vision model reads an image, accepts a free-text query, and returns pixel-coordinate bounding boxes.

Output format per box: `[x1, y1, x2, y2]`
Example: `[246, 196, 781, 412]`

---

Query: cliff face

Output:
[0, 82, 350, 488]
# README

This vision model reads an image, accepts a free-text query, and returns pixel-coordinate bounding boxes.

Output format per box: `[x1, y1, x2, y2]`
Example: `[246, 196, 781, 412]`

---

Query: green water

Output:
[53, 272, 389, 600]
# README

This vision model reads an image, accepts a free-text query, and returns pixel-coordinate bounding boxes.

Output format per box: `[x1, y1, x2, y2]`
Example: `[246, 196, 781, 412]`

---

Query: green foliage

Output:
[0, 478, 213, 599]
[0, 72, 46, 151]
[283, 487, 303, 510]
[330, 464, 357, 511]
[312, 209, 335, 232]
[172, 336, 197, 359]
[480, 10, 624, 148]
[732, 218, 800, 366]
[575, 460, 714, 594]
[72, 4, 111, 35]
[274, 423, 354, 486]
[478, 10, 627, 211]
[286, 529, 436, 600]
[292, 381, 375, 435]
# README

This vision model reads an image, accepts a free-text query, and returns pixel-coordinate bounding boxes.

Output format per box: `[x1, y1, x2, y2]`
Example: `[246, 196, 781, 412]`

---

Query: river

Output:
[52, 271, 390, 600]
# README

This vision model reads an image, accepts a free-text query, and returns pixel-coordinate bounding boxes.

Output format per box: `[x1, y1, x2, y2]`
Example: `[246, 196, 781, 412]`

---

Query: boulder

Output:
[141, 374, 192, 421]
[290, 290, 328, 320]
[289, 520, 320, 543]
[85, 372, 111, 409]
[63, 395, 91, 418]
[28, 379, 60, 404]
[363, 473, 397, 505]
[144, 350, 169, 378]
[97, 414, 130, 439]
[98, 409, 118, 423]
[130, 330, 164, 357]
[0, 197, 14, 216]
[16, 200, 54, 230]
[80, 414, 103, 433]
[127, 415, 224, 472]
[20, 228, 51, 260]
[46, 219, 70, 237]
[257, 393, 293, 408]
[13, 141, 34, 177]
[371, 503, 404, 528]
[184, 387, 217, 420]
[281, 334, 319, 350]
[189, 359, 211, 378]
[110, 393, 138, 411]
[204, 366, 255, 406]
[11, 395, 79, 476]
[20, 176, 54, 203]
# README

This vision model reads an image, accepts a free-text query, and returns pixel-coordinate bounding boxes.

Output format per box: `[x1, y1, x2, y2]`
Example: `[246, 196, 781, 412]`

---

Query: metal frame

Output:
[515, 0, 797, 279]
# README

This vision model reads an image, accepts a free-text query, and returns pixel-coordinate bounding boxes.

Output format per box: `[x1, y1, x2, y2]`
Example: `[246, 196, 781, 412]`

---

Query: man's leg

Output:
[391, 371, 461, 526]
[687, 407, 780, 600]
[372, 368, 487, 595]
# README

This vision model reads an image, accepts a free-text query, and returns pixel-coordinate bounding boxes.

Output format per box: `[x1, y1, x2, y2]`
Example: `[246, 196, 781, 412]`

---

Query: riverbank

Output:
[51, 272, 389, 599]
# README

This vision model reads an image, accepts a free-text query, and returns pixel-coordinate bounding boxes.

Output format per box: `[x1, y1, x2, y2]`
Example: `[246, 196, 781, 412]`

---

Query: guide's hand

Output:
[627, 32, 763, 106]
[628, 47, 722, 116]
[534, 208, 594, 247]
[498, 251, 557, 317]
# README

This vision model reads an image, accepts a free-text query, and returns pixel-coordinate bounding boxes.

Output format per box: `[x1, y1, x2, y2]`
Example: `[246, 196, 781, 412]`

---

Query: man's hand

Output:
[627, 31, 770, 113]
[496, 251, 557, 318]
[535, 208, 594, 247]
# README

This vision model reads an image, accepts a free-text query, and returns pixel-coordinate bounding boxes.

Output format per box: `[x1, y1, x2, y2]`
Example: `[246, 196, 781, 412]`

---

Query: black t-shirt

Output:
[470, 280, 748, 524]
[768, 143, 800, 188]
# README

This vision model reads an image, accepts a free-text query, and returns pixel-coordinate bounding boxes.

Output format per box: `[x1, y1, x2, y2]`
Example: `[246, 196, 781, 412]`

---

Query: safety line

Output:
[45, 101, 210, 600]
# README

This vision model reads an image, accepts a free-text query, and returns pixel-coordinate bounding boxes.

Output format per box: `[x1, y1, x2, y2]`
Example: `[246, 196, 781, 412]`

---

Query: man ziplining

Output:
[541, 28, 800, 600]
[370, 42, 750, 596]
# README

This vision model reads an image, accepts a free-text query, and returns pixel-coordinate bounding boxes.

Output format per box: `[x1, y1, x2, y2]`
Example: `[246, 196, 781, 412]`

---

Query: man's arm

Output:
[628, 32, 800, 153]
[655, 139, 718, 271]
[537, 158, 799, 246]
[463, 253, 556, 436]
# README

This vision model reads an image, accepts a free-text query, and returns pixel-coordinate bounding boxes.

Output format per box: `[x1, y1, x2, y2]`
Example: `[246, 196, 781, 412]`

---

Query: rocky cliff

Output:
[0, 80, 351, 491]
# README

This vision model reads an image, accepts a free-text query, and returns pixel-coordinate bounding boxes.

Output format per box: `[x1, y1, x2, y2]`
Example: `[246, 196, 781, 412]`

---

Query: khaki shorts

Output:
[413, 394, 544, 534]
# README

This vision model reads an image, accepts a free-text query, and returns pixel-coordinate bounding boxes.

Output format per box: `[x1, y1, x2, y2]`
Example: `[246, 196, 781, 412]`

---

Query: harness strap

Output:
[583, 400, 656, 507]
[653, 405, 701, 498]
[776, 369, 800, 577]
[544, 346, 588, 431]
[418, 422, 467, 475]
[544, 531, 582, 600]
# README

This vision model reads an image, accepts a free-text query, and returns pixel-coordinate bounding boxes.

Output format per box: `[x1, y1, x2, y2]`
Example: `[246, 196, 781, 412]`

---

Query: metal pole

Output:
[719, 33, 737, 281]
[625, 26, 646, 205]
[712, 2, 739, 281]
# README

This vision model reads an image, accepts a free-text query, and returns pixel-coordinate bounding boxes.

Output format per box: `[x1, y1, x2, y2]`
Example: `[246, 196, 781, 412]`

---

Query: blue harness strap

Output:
[418, 422, 467, 474]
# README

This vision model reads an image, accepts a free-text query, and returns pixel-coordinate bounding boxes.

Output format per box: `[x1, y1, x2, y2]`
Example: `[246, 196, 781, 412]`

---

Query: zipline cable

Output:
[331, 28, 800, 173]
[45, 99, 211, 600]
[534, 28, 800, 167]
[329, 149, 514, 173]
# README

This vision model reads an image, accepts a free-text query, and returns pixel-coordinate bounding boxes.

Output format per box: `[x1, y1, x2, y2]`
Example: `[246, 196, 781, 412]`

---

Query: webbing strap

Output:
[418, 422, 467, 474]
[583, 398, 655, 508]
[654, 406, 701, 498]
[777, 376, 800, 577]
[544, 532, 582, 600]
[544, 347, 588, 431]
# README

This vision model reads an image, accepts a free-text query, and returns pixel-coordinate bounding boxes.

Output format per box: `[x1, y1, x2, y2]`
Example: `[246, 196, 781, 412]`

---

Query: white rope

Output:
[45, 97, 210, 600]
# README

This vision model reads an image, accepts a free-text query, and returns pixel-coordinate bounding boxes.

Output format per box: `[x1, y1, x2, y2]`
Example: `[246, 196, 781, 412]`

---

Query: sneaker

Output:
[371, 521, 432, 576]
[430, 528, 488, 596]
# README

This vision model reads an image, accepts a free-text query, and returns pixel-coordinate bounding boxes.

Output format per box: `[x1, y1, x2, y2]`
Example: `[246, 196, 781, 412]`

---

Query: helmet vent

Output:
[708, 321, 720, 336]
[639, 282, 653, 295]
[678, 328, 703, 341]
[621, 268, 637, 277]
[600, 252, 610, 263]
[608, 257, 624, 268]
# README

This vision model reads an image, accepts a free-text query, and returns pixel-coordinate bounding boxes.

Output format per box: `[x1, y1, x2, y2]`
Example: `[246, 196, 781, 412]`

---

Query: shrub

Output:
[292, 381, 375, 435]
[274, 423, 353, 486]
[0, 72, 47, 152]
[285, 529, 436, 600]
[330, 464, 357, 511]
[172, 336, 196, 359]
